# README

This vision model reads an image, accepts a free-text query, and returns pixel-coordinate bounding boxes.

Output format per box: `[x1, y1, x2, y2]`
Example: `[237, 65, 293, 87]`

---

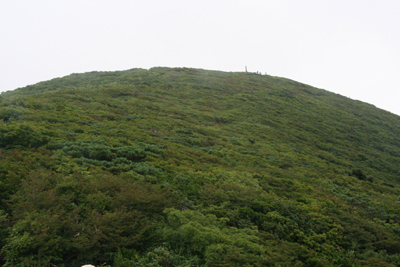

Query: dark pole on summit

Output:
[245, 66, 248, 72]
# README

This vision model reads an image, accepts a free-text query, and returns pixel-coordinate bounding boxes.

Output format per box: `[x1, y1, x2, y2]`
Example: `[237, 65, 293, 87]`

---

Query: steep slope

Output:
[0, 67, 400, 266]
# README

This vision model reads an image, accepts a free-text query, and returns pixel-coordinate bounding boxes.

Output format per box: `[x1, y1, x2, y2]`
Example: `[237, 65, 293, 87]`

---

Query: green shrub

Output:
[0, 124, 50, 149]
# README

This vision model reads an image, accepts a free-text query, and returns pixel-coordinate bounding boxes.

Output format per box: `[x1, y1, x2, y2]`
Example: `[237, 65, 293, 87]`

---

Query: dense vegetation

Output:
[0, 67, 400, 266]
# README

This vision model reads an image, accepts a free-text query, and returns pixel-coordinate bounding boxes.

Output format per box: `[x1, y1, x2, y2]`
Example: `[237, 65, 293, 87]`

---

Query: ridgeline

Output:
[1, 67, 400, 266]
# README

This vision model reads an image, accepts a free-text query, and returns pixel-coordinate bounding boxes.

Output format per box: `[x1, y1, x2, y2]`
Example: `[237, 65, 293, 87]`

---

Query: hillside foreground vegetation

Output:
[0, 67, 400, 266]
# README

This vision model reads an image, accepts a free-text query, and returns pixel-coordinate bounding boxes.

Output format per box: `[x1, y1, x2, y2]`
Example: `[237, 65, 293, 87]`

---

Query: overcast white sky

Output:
[1, 1, 399, 115]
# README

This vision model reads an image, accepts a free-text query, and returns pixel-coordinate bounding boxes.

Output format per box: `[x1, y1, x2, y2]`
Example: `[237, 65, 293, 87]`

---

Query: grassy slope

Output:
[1, 67, 400, 266]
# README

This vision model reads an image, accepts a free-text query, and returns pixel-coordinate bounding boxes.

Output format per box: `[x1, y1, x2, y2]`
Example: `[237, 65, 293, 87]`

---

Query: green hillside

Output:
[0, 67, 400, 266]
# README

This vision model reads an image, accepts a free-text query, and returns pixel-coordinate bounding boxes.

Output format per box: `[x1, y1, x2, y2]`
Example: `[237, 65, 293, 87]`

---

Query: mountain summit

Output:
[1, 67, 400, 266]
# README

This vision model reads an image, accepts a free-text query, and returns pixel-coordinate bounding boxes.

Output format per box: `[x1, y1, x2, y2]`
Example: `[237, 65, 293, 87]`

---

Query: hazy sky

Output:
[1, 1, 399, 115]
